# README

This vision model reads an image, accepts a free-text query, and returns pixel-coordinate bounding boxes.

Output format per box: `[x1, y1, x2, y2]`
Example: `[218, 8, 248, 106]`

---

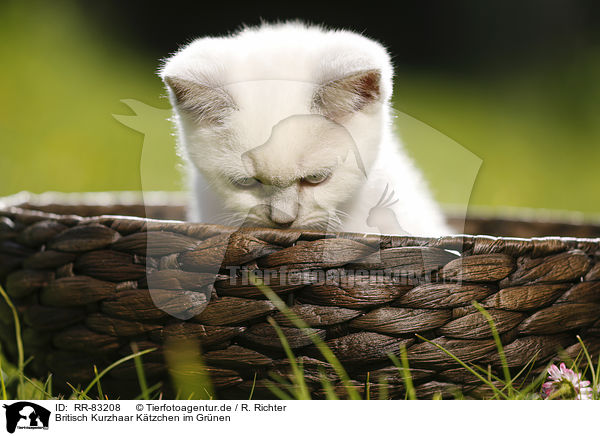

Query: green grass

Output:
[0, 0, 180, 196]
[394, 63, 600, 215]
[1, 0, 599, 215]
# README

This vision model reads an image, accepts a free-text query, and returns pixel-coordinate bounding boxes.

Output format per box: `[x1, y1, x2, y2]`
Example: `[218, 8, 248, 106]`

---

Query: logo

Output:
[2, 402, 50, 434]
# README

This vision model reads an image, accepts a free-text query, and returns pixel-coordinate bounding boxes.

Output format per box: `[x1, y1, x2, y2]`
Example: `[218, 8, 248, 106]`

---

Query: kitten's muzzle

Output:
[268, 205, 297, 227]
[268, 185, 299, 226]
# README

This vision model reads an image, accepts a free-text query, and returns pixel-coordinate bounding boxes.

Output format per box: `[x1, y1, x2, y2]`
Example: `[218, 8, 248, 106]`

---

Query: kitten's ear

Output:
[164, 76, 236, 124]
[313, 69, 382, 120]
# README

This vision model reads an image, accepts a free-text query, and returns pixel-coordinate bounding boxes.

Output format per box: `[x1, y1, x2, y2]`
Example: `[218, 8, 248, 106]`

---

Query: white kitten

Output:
[160, 22, 451, 236]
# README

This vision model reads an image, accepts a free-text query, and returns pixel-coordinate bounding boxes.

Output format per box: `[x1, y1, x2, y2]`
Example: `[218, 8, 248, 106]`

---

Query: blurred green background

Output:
[1, 0, 599, 215]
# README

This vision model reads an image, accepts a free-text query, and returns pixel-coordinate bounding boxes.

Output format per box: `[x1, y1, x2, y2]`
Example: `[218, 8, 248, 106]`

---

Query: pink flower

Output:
[541, 363, 593, 400]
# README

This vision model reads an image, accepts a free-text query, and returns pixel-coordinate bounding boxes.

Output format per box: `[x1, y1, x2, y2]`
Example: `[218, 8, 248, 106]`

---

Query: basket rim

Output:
[2, 204, 599, 259]
[3, 190, 600, 224]
[2, 191, 600, 256]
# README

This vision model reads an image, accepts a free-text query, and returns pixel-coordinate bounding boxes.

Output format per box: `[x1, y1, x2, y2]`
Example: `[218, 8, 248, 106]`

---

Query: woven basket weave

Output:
[1, 193, 599, 399]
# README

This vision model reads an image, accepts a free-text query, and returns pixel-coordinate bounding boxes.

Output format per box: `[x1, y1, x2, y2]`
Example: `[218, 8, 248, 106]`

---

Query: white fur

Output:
[160, 22, 451, 236]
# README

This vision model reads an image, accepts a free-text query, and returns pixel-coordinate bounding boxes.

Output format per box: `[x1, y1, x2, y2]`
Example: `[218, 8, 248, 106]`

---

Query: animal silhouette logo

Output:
[114, 97, 482, 318]
[2, 402, 50, 433]
[366, 184, 407, 234]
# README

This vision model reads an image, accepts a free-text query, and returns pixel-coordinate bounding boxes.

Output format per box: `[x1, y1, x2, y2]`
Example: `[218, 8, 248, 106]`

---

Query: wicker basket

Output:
[1, 193, 599, 399]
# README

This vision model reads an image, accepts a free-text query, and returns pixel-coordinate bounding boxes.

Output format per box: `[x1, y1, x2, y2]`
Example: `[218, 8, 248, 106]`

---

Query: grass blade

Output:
[82, 347, 156, 396]
[93, 366, 104, 400]
[0, 284, 24, 384]
[471, 301, 512, 393]
[415, 334, 509, 399]
[388, 346, 416, 400]
[319, 369, 339, 400]
[248, 373, 257, 400]
[595, 355, 600, 400]
[67, 382, 91, 400]
[576, 336, 596, 386]
[17, 373, 54, 399]
[377, 376, 389, 400]
[263, 380, 294, 400]
[131, 342, 150, 401]
[164, 339, 214, 400]
[266, 317, 311, 399]
[248, 272, 360, 400]
[133, 382, 162, 401]
[42, 373, 53, 400]
[0, 354, 7, 400]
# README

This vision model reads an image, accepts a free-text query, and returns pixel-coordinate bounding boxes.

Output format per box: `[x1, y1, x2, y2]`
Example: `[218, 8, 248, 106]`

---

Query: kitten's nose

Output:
[269, 185, 299, 227]
[269, 206, 296, 227]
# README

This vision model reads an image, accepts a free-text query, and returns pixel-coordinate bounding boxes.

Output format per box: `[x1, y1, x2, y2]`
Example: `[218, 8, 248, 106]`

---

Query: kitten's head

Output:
[161, 23, 393, 230]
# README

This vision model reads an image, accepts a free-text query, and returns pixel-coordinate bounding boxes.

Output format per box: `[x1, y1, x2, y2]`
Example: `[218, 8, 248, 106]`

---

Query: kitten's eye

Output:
[232, 177, 260, 188]
[302, 172, 330, 185]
